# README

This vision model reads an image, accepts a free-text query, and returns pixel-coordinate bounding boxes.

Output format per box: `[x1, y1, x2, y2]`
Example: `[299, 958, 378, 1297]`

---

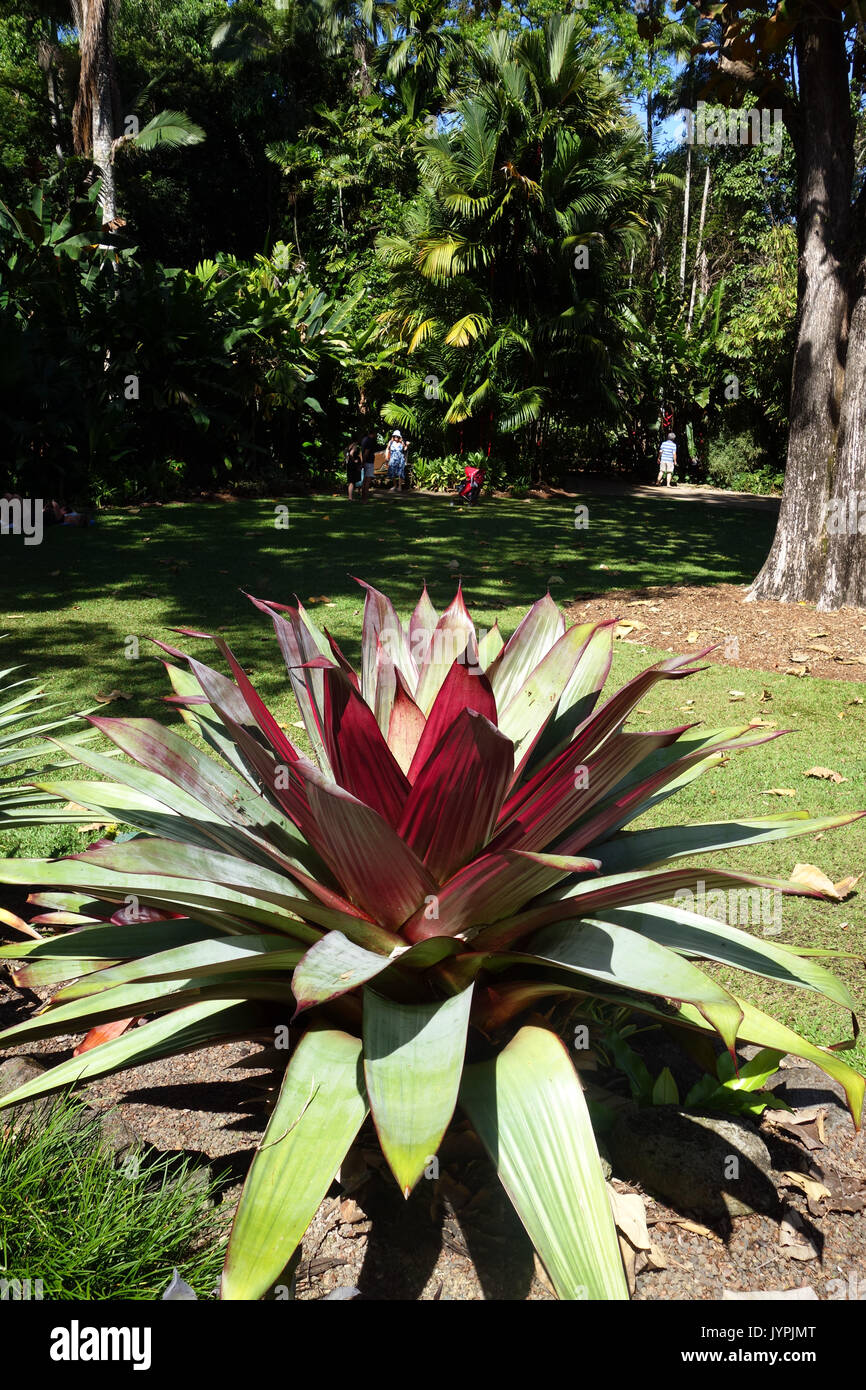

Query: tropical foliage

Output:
[0, 0, 808, 499]
[0, 583, 861, 1299]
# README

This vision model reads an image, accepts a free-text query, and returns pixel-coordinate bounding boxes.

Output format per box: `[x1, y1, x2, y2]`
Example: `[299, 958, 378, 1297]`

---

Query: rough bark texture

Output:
[748, 5, 855, 606]
[71, 0, 120, 224]
[679, 143, 692, 293]
[819, 252, 866, 608]
[687, 163, 710, 332]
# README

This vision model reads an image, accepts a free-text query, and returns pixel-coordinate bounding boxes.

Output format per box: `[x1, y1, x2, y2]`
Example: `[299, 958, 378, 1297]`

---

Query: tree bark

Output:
[679, 143, 692, 295]
[747, 5, 854, 605]
[818, 246, 866, 608]
[687, 162, 710, 332]
[91, 14, 117, 224]
[71, 0, 119, 225]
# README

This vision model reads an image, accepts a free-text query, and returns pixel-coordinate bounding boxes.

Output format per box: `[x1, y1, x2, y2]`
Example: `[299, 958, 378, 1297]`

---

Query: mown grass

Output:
[0, 491, 863, 1070]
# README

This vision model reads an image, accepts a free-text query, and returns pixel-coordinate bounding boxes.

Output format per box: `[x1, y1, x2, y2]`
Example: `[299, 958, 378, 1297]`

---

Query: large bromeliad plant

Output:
[0, 583, 863, 1300]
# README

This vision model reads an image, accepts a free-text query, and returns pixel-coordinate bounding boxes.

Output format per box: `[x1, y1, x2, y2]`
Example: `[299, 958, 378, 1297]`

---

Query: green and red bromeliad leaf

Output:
[0, 580, 863, 1301]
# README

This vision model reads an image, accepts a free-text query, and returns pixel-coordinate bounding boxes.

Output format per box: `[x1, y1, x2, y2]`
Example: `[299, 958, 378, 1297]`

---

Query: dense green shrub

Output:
[705, 424, 784, 495]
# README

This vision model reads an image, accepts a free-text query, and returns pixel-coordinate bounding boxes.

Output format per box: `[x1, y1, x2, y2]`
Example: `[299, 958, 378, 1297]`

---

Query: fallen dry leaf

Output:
[728, 690, 746, 701]
[807, 643, 834, 656]
[95, 689, 132, 703]
[339, 1198, 366, 1225]
[618, 1237, 637, 1296]
[804, 765, 847, 784]
[789, 651, 811, 663]
[607, 1186, 651, 1252]
[763, 788, 797, 797]
[768, 1105, 822, 1126]
[664, 1217, 721, 1242]
[780, 1171, 831, 1204]
[686, 630, 699, 643]
[779, 1210, 819, 1261]
[749, 717, 777, 728]
[790, 862, 861, 900]
[783, 665, 810, 677]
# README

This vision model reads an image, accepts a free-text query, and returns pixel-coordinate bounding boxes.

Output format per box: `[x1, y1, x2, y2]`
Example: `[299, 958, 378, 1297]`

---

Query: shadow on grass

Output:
[0, 492, 776, 719]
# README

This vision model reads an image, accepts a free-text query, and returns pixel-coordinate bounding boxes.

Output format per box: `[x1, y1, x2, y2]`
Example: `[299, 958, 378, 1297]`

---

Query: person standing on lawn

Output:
[359, 431, 377, 503]
[656, 432, 677, 486]
[386, 430, 407, 491]
[345, 441, 363, 501]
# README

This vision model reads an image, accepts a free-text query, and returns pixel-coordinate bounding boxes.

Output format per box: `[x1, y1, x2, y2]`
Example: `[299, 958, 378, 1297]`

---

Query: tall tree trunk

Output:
[38, 25, 65, 162]
[71, 0, 119, 225]
[687, 163, 710, 332]
[679, 143, 692, 295]
[747, 6, 854, 605]
[818, 248, 866, 607]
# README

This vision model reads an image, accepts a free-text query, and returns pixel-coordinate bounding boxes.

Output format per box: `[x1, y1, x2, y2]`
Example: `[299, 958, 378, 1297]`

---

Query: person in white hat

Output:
[385, 430, 408, 491]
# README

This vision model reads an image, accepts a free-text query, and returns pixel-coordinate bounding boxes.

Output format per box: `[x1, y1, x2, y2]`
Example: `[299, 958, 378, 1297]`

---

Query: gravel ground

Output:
[2, 973, 863, 1301]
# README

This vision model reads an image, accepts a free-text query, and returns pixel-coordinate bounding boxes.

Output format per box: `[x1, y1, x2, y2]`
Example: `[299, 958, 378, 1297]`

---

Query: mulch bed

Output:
[566, 583, 866, 682]
[2, 973, 865, 1301]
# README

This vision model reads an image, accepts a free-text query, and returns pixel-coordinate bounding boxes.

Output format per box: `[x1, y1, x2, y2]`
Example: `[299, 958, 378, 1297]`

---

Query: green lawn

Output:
[1, 491, 863, 1070]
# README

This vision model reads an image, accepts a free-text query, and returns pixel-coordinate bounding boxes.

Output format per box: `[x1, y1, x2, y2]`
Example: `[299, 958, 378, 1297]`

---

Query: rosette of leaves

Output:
[0, 585, 862, 1300]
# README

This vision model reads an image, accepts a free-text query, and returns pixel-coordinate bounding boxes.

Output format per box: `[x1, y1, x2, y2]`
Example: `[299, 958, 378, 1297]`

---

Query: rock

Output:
[91, 1106, 142, 1162]
[0, 1056, 142, 1162]
[606, 1106, 779, 1220]
[0, 1054, 45, 1099]
[0, 1054, 55, 1124]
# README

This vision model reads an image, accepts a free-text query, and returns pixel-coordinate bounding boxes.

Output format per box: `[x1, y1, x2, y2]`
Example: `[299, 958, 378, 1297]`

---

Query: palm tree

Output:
[378, 15, 666, 464]
[376, 0, 463, 115]
[316, 0, 394, 96]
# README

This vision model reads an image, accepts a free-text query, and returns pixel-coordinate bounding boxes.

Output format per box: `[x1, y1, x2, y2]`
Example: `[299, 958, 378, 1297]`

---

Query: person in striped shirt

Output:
[656, 432, 677, 485]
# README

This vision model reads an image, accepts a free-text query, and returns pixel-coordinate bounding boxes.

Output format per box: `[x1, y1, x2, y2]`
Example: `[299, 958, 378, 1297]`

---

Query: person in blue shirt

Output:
[656, 432, 677, 486]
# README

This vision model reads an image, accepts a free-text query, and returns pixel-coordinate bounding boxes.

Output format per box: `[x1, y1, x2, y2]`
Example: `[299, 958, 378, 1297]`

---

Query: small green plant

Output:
[410, 453, 467, 491]
[600, 1023, 791, 1119]
[0, 1096, 226, 1299]
[0, 641, 102, 839]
